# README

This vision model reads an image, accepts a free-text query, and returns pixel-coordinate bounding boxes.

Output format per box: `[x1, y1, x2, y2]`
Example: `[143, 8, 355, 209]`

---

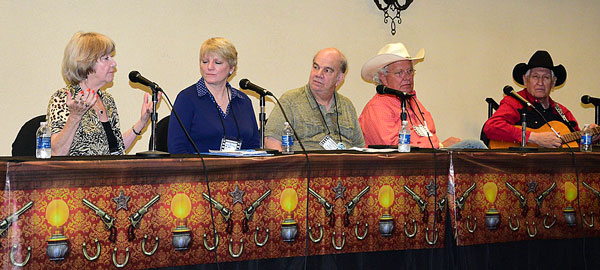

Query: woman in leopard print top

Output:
[46, 32, 156, 156]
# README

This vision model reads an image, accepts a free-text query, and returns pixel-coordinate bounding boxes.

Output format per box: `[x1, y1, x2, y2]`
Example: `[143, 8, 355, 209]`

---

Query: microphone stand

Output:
[595, 104, 599, 125]
[137, 86, 170, 157]
[508, 112, 537, 151]
[260, 93, 266, 148]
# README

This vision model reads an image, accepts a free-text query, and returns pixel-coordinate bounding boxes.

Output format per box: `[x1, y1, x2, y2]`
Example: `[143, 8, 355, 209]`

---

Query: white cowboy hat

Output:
[360, 42, 425, 83]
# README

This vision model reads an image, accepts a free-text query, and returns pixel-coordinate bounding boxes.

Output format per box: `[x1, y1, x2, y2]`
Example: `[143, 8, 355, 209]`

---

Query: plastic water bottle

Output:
[398, 120, 411, 152]
[580, 124, 592, 152]
[36, 121, 52, 158]
[281, 122, 294, 154]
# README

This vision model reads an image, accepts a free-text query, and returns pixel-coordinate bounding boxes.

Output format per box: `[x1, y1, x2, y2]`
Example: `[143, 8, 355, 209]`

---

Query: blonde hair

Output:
[199, 37, 238, 74]
[62, 32, 115, 85]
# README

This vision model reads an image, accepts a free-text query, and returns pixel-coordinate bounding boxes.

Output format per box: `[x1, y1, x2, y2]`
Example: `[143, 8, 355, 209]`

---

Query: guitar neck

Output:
[562, 126, 600, 143]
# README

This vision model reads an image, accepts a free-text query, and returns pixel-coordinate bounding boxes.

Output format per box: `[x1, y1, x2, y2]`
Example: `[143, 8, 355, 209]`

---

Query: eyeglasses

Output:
[389, 68, 416, 78]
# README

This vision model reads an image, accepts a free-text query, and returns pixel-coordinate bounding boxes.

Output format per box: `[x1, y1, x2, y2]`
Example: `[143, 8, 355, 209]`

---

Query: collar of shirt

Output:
[195, 77, 245, 101]
[303, 84, 342, 115]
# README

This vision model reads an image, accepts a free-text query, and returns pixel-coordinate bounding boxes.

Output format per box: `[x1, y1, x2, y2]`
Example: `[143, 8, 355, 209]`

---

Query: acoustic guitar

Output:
[489, 121, 599, 149]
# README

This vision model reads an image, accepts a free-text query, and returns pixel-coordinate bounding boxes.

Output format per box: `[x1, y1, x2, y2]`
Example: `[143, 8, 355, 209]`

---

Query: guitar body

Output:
[489, 121, 579, 149]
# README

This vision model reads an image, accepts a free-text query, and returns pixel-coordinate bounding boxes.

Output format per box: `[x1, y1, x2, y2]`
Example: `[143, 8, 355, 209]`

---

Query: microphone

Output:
[376, 85, 413, 98]
[239, 79, 272, 96]
[129, 71, 162, 91]
[503, 85, 533, 108]
[581, 95, 600, 106]
[503, 85, 564, 140]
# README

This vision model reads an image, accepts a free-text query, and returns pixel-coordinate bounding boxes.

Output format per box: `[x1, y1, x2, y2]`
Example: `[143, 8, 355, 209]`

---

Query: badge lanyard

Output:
[406, 97, 432, 137]
[309, 90, 345, 149]
[210, 86, 242, 151]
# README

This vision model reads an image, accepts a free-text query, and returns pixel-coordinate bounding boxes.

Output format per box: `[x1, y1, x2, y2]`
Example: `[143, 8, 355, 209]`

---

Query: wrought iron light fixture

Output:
[374, 0, 414, 35]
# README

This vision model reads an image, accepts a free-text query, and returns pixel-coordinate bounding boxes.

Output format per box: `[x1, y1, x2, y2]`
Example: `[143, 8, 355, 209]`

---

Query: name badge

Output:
[319, 135, 339, 150]
[220, 137, 242, 151]
[414, 124, 432, 137]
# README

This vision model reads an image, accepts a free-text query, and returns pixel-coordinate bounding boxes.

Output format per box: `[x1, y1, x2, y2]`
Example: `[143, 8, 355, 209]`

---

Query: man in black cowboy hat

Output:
[483, 50, 596, 148]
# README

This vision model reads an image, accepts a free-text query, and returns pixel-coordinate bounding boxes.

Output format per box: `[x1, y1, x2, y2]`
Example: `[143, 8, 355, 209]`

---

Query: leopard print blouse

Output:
[46, 84, 125, 156]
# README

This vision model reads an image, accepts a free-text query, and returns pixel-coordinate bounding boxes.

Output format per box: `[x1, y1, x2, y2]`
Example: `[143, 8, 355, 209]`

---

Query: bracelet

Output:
[132, 126, 142, 136]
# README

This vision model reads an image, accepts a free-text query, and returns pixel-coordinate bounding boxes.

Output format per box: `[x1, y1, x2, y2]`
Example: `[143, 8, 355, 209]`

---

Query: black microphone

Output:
[582, 95, 600, 106]
[503, 85, 566, 141]
[239, 79, 272, 96]
[503, 85, 533, 108]
[129, 71, 162, 91]
[376, 85, 413, 98]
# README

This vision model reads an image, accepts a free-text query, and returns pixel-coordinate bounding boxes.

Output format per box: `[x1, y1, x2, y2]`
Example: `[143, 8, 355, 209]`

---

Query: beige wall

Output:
[1, 0, 599, 156]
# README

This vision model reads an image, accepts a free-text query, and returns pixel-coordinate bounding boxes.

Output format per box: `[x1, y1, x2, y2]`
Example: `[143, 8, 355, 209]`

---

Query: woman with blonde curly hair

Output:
[47, 31, 156, 156]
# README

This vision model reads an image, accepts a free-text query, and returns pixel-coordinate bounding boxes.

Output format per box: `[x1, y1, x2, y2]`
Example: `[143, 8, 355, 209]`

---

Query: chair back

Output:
[149, 115, 170, 152]
[480, 98, 500, 147]
[12, 115, 47, 156]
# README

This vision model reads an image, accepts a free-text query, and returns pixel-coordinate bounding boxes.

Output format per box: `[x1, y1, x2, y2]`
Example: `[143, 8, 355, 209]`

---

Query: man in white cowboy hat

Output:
[484, 50, 597, 148]
[359, 42, 444, 148]
[264, 48, 365, 151]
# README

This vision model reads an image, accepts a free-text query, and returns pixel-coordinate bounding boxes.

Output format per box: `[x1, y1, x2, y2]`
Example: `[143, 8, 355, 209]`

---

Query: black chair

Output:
[12, 115, 46, 156]
[149, 115, 170, 152]
[480, 98, 500, 147]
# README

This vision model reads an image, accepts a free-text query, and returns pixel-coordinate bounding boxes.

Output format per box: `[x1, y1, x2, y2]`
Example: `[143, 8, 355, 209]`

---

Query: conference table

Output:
[1, 149, 599, 269]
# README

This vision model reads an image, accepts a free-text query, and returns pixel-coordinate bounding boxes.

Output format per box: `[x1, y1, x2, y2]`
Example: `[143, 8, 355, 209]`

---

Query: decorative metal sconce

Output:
[378, 185, 395, 236]
[483, 182, 500, 230]
[45, 199, 70, 261]
[280, 188, 299, 242]
[373, 0, 414, 35]
[563, 182, 577, 227]
[171, 193, 192, 250]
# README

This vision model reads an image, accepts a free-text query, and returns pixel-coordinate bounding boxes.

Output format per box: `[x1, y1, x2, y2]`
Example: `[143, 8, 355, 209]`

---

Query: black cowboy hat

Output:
[512, 50, 566, 87]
